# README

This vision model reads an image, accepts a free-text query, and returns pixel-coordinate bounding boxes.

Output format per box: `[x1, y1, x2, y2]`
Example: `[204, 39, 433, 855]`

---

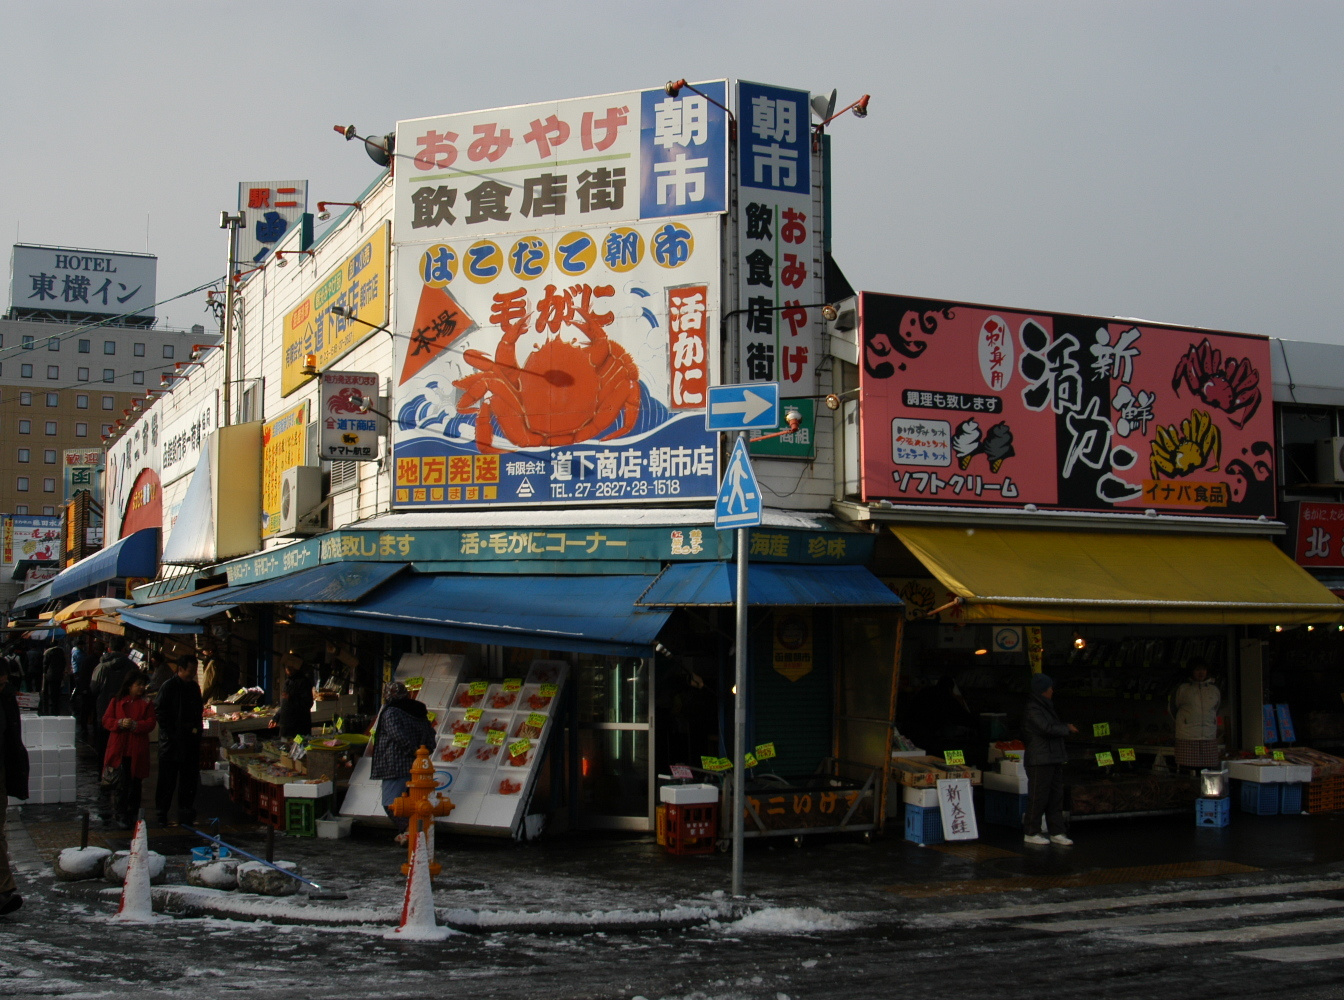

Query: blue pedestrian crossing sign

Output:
[706, 382, 780, 432]
[715, 437, 763, 530]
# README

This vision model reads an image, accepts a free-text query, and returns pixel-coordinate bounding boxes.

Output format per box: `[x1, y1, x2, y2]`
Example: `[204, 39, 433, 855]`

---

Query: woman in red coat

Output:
[102, 670, 156, 829]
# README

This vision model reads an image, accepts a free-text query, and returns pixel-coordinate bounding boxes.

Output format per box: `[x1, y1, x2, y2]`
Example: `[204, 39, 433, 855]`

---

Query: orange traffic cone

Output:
[386, 830, 452, 941]
[113, 819, 159, 923]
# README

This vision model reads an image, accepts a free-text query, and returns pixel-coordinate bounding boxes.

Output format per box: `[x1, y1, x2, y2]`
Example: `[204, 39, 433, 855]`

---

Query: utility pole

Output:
[219, 212, 244, 426]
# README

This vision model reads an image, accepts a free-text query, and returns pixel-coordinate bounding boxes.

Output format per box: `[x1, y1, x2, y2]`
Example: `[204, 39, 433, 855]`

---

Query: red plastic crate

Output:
[662, 802, 718, 855]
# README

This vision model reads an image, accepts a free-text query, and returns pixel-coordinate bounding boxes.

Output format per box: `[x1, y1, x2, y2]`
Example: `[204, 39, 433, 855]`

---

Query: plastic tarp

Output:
[891, 525, 1344, 625]
[49, 528, 160, 600]
[118, 589, 234, 635]
[635, 562, 903, 607]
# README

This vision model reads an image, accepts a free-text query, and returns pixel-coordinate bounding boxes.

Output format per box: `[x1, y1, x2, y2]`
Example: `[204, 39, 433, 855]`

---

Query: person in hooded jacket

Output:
[90, 638, 135, 760]
[369, 681, 437, 846]
[1022, 673, 1078, 847]
[1170, 657, 1221, 772]
[0, 658, 29, 915]
[155, 655, 203, 827]
[101, 670, 156, 829]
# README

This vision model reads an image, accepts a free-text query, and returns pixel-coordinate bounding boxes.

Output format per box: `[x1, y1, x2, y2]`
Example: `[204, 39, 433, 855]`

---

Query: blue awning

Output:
[635, 562, 904, 607]
[119, 589, 236, 635]
[294, 573, 670, 657]
[11, 579, 53, 614]
[200, 562, 408, 605]
[50, 528, 160, 601]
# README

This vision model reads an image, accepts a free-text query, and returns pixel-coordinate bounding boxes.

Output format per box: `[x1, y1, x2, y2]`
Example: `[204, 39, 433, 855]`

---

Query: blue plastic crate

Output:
[1196, 796, 1230, 827]
[984, 789, 1029, 829]
[1280, 783, 1304, 814]
[1238, 780, 1280, 815]
[904, 803, 944, 845]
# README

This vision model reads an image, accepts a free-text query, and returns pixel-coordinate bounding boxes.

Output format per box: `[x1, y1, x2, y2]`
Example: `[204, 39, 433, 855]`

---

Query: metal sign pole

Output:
[732, 429, 748, 898]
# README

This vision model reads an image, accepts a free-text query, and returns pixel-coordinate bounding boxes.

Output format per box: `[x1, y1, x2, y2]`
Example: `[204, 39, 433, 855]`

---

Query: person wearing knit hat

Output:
[369, 680, 436, 846]
[1022, 672, 1078, 847]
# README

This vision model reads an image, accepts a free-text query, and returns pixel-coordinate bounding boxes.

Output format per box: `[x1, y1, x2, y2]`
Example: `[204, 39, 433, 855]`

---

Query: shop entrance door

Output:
[574, 656, 654, 831]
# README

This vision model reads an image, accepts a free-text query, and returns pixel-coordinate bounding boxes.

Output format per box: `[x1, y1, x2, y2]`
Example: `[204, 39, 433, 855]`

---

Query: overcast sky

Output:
[3, 1, 1341, 342]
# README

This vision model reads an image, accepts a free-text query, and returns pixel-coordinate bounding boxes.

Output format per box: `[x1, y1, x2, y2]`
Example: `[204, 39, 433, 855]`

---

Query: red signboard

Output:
[858, 293, 1274, 517]
[120, 468, 163, 537]
[1291, 501, 1344, 568]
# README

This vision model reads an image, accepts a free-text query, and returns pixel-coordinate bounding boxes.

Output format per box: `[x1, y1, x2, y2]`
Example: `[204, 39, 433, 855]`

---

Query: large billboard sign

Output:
[858, 293, 1274, 518]
[10, 244, 157, 318]
[391, 215, 720, 508]
[236, 180, 309, 265]
[159, 391, 218, 486]
[2, 515, 61, 566]
[105, 411, 161, 542]
[392, 83, 729, 246]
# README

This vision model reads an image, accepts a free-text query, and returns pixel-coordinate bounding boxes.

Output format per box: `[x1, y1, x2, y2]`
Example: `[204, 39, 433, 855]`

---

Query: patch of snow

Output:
[56, 846, 111, 879]
[723, 907, 859, 935]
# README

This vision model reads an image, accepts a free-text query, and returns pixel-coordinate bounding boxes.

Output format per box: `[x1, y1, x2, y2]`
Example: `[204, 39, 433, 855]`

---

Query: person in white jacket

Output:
[1170, 658, 1221, 771]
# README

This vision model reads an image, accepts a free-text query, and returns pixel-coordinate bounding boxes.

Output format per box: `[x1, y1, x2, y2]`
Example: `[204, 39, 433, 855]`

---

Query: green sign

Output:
[748, 397, 816, 459]
[744, 752, 758, 768]
[1096, 751, 1115, 767]
[539, 683, 557, 697]
[1092, 722, 1111, 737]
[754, 742, 777, 760]
[452, 732, 472, 748]
[1118, 748, 1136, 762]
[1273, 750, 1287, 761]
[503, 678, 522, 692]
[526, 713, 547, 729]
[465, 708, 482, 723]
[507, 738, 532, 758]
[701, 756, 733, 772]
[944, 750, 965, 766]
[486, 729, 506, 746]
[1254, 745, 1267, 756]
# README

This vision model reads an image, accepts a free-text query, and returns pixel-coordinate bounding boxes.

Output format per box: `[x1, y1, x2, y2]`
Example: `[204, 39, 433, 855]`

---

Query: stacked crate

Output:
[19, 717, 76, 804]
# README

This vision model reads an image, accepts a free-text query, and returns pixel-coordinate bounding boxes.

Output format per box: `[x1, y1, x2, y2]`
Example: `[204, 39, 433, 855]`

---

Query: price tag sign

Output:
[503, 678, 523, 692]
[465, 709, 483, 723]
[335, 716, 344, 732]
[404, 676, 424, 690]
[452, 732, 472, 748]
[754, 742, 777, 760]
[944, 750, 966, 766]
[469, 681, 488, 696]
[507, 738, 532, 758]
[1254, 745, 1267, 757]
[700, 756, 732, 772]
[745, 752, 758, 768]
[1092, 722, 1111, 738]
[1273, 750, 1287, 761]
[1118, 748, 1136, 762]
[427, 712, 437, 724]
[526, 712, 547, 729]
[539, 683, 558, 697]
[486, 729, 506, 746]
[1096, 751, 1115, 767]
[670, 764, 693, 780]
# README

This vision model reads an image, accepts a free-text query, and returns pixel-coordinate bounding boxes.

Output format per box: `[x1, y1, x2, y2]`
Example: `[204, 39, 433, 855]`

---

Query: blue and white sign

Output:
[715, 437, 763, 530]
[236, 180, 309, 264]
[639, 81, 729, 219]
[738, 81, 810, 195]
[706, 382, 780, 432]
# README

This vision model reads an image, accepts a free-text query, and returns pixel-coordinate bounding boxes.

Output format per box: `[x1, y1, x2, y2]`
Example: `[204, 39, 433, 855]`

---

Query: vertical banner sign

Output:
[237, 180, 309, 265]
[281, 223, 391, 396]
[735, 81, 822, 394]
[667, 284, 710, 410]
[62, 449, 105, 503]
[261, 402, 309, 538]
[319, 372, 382, 461]
[772, 610, 814, 681]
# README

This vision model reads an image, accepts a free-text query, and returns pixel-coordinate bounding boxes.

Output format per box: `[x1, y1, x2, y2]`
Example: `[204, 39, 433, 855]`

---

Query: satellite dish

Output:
[365, 132, 395, 168]
[810, 89, 837, 122]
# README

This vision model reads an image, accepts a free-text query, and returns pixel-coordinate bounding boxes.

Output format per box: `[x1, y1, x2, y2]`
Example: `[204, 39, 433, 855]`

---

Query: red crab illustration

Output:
[326, 387, 367, 414]
[1171, 339, 1262, 429]
[453, 309, 641, 454]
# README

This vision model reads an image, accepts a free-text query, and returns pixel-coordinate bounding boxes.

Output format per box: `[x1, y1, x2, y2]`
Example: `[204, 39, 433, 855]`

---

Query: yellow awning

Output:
[891, 525, 1344, 625]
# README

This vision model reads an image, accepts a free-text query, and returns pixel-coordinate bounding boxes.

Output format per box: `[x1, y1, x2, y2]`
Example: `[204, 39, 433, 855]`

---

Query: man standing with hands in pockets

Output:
[1022, 673, 1078, 846]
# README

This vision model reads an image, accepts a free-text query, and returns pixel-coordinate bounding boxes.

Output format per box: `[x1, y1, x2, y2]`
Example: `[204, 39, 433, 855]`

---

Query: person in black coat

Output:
[40, 642, 66, 716]
[275, 662, 313, 740]
[0, 658, 30, 915]
[1022, 673, 1078, 847]
[154, 655, 203, 827]
[89, 639, 135, 759]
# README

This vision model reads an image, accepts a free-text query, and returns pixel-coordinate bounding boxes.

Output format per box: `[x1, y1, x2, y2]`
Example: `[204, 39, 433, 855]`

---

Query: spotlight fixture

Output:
[1073, 631, 1087, 650]
[274, 250, 315, 268]
[663, 79, 737, 137]
[316, 201, 362, 221]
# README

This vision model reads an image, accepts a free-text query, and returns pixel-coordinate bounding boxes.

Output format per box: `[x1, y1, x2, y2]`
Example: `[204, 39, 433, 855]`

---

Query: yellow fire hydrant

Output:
[389, 746, 455, 876]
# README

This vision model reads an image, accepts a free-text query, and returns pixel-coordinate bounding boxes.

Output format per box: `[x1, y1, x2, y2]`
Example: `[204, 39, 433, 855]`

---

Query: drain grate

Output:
[888, 859, 1261, 897]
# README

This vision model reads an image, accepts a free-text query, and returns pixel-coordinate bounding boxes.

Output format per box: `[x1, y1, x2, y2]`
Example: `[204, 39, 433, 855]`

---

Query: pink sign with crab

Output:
[858, 293, 1274, 518]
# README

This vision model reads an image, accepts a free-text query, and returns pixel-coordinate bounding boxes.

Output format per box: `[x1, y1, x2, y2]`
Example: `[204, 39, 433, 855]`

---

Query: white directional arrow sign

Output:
[705, 383, 780, 432]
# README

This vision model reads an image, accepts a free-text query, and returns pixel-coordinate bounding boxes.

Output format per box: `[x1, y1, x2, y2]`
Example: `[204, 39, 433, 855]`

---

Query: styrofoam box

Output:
[984, 771, 1030, 794]
[659, 783, 719, 805]
[999, 759, 1026, 778]
[1227, 760, 1288, 783]
[1285, 764, 1313, 783]
[902, 786, 940, 808]
[283, 781, 334, 799]
[892, 748, 926, 759]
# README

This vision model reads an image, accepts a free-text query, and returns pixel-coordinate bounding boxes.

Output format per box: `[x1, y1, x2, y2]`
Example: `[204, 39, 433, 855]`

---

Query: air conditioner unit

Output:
[278, 466, 324, 537]
[1316, 438, 1344, 483]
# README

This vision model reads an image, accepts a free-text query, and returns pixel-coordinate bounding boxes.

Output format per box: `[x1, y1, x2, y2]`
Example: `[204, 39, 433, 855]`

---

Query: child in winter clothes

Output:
[102, 671, 157, 829]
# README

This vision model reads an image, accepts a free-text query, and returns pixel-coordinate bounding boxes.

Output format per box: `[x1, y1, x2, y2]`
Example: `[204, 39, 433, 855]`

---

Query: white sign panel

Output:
[10, 244, 157, 318]
[319, 371, 382, 461]
[236, 180, 309, 265]
[104, 411, 161, 542]
[392, 215, 721, 509]
[936, 777, 979, 841]
[160, 391, 218, 485]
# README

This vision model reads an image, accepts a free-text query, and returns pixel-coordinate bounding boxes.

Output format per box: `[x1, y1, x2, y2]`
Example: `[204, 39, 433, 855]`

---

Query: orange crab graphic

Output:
[453, 307, 642, 454]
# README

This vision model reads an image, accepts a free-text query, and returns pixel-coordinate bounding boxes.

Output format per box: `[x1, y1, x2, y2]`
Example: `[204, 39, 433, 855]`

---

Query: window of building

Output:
[16, 478, 28, 492]
[101, 424, 112, 436]
[44, 421, 57, 435]
[21, 336, 33, 349]
[48, 337, 60, 352]
[43, 450, 56, 464]
[18, 420, 30, 434]
[45, 393, 57, 406]
[163, 344, 175, 360]
[77, 367, 89, 381]
[102, 396, 114, 410]
[43, 478, 54, 493]
[134, 343, 146, 357]
[20, 364, 32, 378]
[133, 371, 144, 385]
[41, 507, 54, 516]
[75, 422, 87, 437]
[14, 506, 26, 515]
[76, 394, 88, 409]
[16, 449, 29, 463]
[78, 340, 90, 353]
[103, 369, 114, 382]
[46, 365, 58, 379]
[18, 392, 31, 406]
[103, 341, 115, 355]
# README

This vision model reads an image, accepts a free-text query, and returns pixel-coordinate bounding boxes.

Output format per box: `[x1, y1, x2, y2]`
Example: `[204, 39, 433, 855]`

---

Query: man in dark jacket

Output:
[155, 655, 204, 827]
[370, 681, 437, 845]
[89, 639, 135, 759]
[275, 661, 313, 740]
[1022, 673, 1078, 847]
[0, 658, 30, 914]
[40, 642, 66, 716]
